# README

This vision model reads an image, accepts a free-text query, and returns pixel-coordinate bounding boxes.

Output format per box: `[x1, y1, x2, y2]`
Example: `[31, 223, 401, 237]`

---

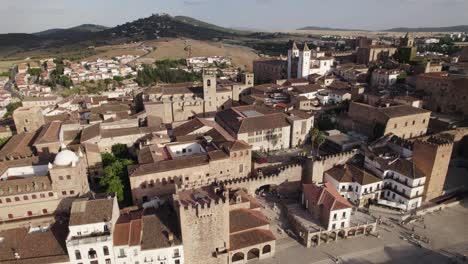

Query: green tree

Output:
[99, 145, 135, 203]
[5, 101, 22, 117]
[112, 144, 130, 159]
[27, 68, 42, 77]
[309, 127, 326, 155]
[0, 137, 10, 148]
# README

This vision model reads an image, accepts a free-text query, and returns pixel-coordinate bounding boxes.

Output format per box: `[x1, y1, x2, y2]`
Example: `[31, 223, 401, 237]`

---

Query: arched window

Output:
[75, 250, 82, 260]
[207, 79, 211, 87]
[103, 246, 109, 256]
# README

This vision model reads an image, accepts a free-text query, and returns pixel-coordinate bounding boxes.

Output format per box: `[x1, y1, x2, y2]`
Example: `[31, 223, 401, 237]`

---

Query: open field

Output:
[82, 42, 148, 61]
[142, 39, 260, 70]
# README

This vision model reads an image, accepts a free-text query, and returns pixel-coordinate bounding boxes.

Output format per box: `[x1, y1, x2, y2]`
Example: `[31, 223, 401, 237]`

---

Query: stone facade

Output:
[253, 59, 287, 84]
[13, 106, 45, 133]
[356, 45, 397, 65]
[348, 102, 431, 139]
[413, 137, 453, 201]
[174, 187, 230, 264]
[0, 148, 89, 227]
[415, 72, 468, 117]
[138, 73, 254, 124]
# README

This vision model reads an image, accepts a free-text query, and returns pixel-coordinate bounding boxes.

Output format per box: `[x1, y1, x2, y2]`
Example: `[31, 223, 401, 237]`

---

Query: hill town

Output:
[0, 11, 468, 264]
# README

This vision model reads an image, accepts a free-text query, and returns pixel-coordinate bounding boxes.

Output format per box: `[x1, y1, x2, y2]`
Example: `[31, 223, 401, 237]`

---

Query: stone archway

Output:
[311, 235, 319, 246]
[356, 227, 365, 235]
[247, 248, 260, 260]
[262, 245, 271, 254]
[338, 230, 346, 239]
[330, 232, 337, 241]
[320, 233, 329, 243]
[348, 229, 356, 237]
[232, 252, 245, 263]
[366, 225, 374, 234]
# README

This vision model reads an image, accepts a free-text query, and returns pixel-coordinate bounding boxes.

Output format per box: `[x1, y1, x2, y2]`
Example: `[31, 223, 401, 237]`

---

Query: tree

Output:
[309, 127, 326, 155]
[112, 144, 130, 159]
[0, 137, 10, 148]
[5, 101, 22, 117]
[99, 145, 135, 203]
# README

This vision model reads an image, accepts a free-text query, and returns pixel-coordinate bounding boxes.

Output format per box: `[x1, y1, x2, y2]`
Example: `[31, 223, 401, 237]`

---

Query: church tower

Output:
[287, 40, 299, 79]
[297, 43, 311, 78]
[203, 71, 217, 113]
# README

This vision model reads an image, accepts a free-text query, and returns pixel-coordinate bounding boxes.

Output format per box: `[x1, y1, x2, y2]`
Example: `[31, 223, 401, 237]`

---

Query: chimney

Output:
[168, 232, 174, 244]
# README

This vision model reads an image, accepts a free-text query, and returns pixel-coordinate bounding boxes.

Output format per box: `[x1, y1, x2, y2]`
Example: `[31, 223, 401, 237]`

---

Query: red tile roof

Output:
[303, 182, 352, 212]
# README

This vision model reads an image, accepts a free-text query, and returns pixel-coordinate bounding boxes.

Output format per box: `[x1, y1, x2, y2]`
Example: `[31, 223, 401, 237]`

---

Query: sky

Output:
[1, 0, 468, 33]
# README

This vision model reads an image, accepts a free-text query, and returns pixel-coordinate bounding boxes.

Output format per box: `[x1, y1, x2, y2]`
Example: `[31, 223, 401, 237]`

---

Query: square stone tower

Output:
[413, 137, 453, 201]
[174, 185, 230, 264]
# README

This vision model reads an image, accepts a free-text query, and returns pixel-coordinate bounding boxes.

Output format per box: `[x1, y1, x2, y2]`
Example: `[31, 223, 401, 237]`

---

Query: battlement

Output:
[220, 163, 303, 191]
[415, 136, 454, 148]
[175, 184, 229, 214]
[316, 149, 358, 162]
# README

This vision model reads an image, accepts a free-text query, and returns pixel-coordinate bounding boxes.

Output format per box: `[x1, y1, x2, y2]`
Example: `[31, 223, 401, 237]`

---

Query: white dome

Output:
[54, 149, 79, 166]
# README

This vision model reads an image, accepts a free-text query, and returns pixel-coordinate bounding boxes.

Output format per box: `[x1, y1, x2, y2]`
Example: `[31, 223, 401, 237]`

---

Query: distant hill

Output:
[0, 14, 249, 51]
[383, 25, 468, 32]
[173, 16, 251, 35]
[34, 24, 109, 36]
[297, 26, 367, 32]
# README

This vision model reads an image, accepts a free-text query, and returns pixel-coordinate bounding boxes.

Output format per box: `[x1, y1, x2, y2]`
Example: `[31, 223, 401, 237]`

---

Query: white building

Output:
[287, 41, 335, 79]
[66, 196, 120, 264]
[113, 207, 184, 264]
[371, 69, 401, 89]
[325, 164, 383, 207]
[364, 153, 425, 211]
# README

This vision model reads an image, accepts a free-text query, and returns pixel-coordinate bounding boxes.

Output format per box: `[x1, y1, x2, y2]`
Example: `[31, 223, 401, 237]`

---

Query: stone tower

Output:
[203, 72, 217, 113]
[174, 185, 230, 264]
[401, 32, 414, 47]
[413, 137, 453, 201]
[287, 41, 299, 79]
[297, 43, 311, 78]
[13, 106, 45, 133]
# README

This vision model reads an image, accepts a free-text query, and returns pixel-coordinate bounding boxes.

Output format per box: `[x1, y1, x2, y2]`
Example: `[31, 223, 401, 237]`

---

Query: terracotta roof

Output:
[303, 182, 353, 212]
[130, 154, 209, 177]
[0, 132, 37, 161]
[0, 176, 52, 197]
[375, 157, 425, 179]
[326, 164, 381, 185]
[172, 118, 207, 137]
[140, 206, 182, 250]
[113, 210, 143, 246]
[0, 223, 69, 264]
[34, 121, 61, 145]
[379, 105, 430, 118]
[80, 123, 101, 142]
[216, 106, 290, 134]
[230, 229, 275, 251]
[69, 197, 115, 226]
[230, 209, 269, 234]
[293, 84, 322, 94]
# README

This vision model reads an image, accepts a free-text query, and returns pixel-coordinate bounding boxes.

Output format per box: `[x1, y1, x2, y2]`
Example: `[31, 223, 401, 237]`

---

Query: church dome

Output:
[54, 149, 79, 166]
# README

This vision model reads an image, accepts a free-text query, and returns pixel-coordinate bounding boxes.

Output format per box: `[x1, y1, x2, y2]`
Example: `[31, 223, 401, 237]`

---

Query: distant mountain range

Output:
[297, 26, 368, 32]
[298, 25, 468, 32]
[383, 25, 468, 32]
